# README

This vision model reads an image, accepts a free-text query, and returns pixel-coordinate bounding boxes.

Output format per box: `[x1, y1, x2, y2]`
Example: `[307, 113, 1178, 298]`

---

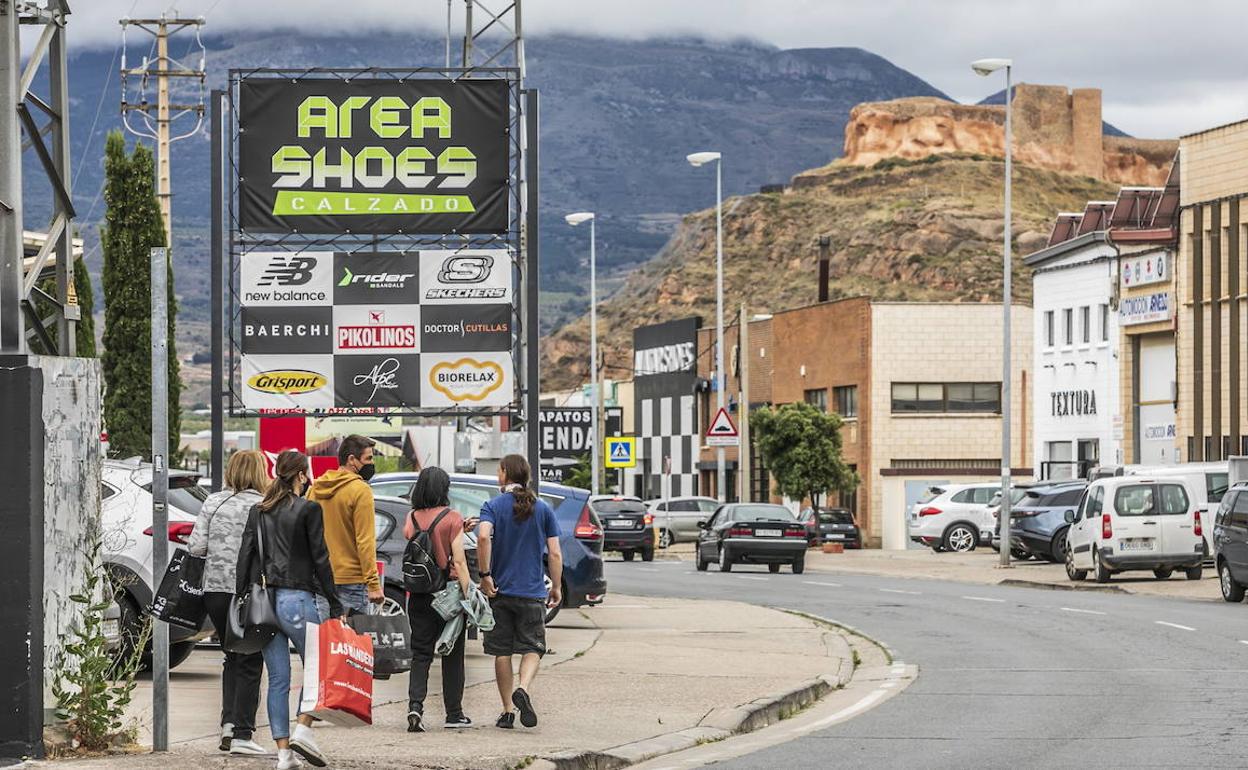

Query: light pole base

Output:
[994, 563, 1014, 570]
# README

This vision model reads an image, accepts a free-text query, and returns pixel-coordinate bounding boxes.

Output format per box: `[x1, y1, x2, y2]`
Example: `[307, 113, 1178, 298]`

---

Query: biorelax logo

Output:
[338, 266, 415, 290]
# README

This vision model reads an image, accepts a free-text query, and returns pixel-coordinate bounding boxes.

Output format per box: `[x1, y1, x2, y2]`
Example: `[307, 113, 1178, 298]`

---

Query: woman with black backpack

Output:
[403, 466, 474, 732]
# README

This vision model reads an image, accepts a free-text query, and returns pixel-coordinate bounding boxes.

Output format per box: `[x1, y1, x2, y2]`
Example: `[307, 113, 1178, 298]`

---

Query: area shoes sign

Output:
[238, 79, 509, 234]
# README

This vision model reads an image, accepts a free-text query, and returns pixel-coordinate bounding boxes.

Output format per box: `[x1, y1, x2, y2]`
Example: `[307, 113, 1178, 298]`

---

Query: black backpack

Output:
[402, 507, 452, 594]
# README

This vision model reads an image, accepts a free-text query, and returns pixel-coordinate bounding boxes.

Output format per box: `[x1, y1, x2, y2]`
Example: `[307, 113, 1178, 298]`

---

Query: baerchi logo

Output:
[429, 358, 504, 402]
[352, 357, 400, 403]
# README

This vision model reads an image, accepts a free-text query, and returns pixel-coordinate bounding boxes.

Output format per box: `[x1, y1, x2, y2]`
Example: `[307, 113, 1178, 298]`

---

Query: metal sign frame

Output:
[222, 66, 524, 418]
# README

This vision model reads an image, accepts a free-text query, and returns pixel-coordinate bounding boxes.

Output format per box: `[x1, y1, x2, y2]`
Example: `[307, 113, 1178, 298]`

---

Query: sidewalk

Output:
[41, 594, 853, 770]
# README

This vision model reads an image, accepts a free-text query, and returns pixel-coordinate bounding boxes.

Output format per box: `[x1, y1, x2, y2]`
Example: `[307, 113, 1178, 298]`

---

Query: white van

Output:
[1064, 476, 1205, 583]
[1109, 462, 1228, 558]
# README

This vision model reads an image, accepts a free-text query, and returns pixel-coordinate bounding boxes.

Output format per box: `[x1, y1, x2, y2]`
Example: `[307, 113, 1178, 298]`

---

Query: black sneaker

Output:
[407, 711, 425, 733]
[444, 715, 473, 729]
[512, 688, 538, 728]
[495, 712, 515, 729]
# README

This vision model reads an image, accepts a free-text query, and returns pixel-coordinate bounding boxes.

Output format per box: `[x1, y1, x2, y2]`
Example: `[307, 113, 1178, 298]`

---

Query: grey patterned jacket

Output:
[187, 488, 264, 594]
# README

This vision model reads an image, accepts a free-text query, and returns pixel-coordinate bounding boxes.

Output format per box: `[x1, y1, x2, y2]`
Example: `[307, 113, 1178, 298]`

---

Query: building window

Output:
[1063, 308, 1073, 346]
[833, 385, 858, 418]
[891, 382, 1001, 414]
[804, 388, 828, 411]
[1099, 303, 1109, 342]
[1044, 311, 1055, 348]
[1080, 306, 1091, 344]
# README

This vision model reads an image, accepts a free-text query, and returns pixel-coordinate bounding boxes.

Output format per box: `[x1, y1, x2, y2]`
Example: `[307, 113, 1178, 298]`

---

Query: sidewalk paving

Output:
[41, 594, 852, 770]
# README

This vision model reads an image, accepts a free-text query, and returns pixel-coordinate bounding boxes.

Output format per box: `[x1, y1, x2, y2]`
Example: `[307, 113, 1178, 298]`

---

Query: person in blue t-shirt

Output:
[477, 454, 563, 730]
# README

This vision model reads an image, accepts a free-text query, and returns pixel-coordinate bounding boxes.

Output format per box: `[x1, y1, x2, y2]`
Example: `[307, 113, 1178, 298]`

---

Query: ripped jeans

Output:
[261, 588, 323, 740]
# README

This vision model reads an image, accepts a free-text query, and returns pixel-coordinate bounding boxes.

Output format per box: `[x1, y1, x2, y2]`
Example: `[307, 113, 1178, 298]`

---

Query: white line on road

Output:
[1060, 607, 1107, 615]
[803, 581, 843, 587]
[808, 688, 887, 729]
[1240, 640, 1248, 646]
[962, 596, 1005, 603]
[736, 576, 769, 581]
[1156, 621, 1196, 631]
[636, 568, 659, 572]
[879, 588, 922, 595]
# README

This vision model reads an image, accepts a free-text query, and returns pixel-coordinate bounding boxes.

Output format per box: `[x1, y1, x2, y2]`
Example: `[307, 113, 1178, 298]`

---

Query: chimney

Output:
[818, 235, 831, 302]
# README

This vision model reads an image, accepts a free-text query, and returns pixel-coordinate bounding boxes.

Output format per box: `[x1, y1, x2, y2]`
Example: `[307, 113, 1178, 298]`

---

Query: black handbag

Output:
[348, 611, 412, 679]
[226, 511, 281, 654]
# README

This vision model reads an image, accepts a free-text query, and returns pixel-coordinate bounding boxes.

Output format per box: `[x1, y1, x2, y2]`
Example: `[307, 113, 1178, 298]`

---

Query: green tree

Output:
[100, 131, 181, 460]
[561, 453, 592, 491]
[30, 255, 97, 356]
[751, 401, 858, 507]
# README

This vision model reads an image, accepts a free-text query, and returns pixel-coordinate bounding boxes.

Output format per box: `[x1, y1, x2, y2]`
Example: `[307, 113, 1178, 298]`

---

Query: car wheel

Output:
[1050, 530, 1069, 564]
[1219, 560, 1245, 602]
[622, 550, 636, 562]
[1153, 569, 1173, 580]
[769, 563, 781, 574]
[792, 556, 805, 575]
[1094, 552, 1112, 583]
[641, 546, 655, 563]
[1065, 543, 1087, 581]
[114, 591, 152, 671]
[168, 640, 197, 670]
[659, 529, 674, 548]
[695, 546, 709, 572]
[942, 524, 977, 553]
[1185, 565, 1203, 581]
[718, 548, 733, 573]
[381, 588, 407, 617]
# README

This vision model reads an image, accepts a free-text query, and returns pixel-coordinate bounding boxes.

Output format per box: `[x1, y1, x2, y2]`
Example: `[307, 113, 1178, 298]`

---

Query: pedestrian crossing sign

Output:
[604, 437, 637, 468]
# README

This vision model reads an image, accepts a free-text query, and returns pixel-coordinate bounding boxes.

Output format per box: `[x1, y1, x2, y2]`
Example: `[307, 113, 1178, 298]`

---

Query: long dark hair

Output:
[499, 454, 536, 522]
[257, 450, 307, 512]
[411, 466, 451, 510]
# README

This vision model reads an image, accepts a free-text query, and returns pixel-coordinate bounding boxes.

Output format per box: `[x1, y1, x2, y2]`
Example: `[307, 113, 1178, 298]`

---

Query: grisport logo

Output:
[247, 369, 328, 395]
[429, 357, 504, 402]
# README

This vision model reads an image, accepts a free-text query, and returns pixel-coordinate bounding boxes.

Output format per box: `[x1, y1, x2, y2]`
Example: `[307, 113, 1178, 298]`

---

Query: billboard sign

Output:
[237, 78, 510, 234]
[1119, 291, 1172, 326]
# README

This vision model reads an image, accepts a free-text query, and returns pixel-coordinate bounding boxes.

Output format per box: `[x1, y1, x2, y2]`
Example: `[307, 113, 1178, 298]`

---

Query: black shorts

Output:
[483, 594, 547, 657]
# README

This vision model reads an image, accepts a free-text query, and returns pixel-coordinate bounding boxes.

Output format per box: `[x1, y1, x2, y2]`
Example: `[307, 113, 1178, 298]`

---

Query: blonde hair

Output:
[224, 449, 270, 495]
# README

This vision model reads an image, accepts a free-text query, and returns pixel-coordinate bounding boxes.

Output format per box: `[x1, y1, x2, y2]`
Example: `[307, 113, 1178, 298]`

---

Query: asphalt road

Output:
[605, 558, 1248, 769]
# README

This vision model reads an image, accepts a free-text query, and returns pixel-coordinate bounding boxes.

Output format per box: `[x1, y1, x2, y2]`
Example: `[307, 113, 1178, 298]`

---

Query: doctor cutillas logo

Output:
[429, 358, 504, 402]
[247, 369, 328, 395]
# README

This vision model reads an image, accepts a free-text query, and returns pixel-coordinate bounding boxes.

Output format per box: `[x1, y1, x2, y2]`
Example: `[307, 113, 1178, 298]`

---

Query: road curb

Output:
[534, 619, 869, 770]
[997, 578, 1129, 594]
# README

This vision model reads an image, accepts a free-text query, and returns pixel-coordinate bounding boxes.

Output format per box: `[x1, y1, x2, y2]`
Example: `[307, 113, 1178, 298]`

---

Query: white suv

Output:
[908, 483, 1001, 552]
[102, 459, 214, 669]
[1065, 476, 1205, 583]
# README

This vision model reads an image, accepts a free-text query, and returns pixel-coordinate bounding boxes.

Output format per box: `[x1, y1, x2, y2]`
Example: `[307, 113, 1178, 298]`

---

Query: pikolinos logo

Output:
[429, 358, 504, 402]
[247, 369, 328, 395]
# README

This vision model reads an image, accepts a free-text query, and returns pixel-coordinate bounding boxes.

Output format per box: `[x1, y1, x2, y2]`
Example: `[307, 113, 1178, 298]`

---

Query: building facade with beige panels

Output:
[1177, 119, 1248, 461]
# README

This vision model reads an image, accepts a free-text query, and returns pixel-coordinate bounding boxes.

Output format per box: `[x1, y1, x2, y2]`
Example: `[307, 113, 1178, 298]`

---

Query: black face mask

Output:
[358, 462, 376, 482]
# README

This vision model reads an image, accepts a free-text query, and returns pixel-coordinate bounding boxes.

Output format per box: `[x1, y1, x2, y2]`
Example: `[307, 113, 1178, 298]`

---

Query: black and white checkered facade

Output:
[639, 395, 699, 497]
[633, 317, 702, 499]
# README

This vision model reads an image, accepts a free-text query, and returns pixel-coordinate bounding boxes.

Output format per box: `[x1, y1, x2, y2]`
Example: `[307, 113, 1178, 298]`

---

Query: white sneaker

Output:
[219, 722, 234, 752]
[276, 748, 303, 770]
[289, 723, 326, 768]
[229, 738, 270, 755]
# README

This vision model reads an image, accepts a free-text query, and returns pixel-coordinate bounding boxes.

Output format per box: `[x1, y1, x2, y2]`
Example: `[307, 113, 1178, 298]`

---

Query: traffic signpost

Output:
[705, 406, 740, 447]
[605, 436, 637, 468]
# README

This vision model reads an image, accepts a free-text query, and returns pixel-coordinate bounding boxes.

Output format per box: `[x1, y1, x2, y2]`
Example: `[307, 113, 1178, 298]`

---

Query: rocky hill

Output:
[541, 152, 1120, 390]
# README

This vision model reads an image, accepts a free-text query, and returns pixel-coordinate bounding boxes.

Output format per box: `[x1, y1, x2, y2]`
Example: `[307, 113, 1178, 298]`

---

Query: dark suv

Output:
[591, 496, 655, 562]
[1214, 482, 1248, 602]
[1009, 481, 1088, 562]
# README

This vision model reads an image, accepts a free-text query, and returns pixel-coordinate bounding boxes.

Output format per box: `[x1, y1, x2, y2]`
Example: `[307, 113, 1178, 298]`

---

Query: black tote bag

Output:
[150, 549, 208, 630]
[348, 612, 412, 678]
[226, 511, 282, 654]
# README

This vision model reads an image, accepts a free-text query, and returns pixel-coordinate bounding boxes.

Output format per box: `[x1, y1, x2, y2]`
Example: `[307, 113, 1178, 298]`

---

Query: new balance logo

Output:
[257, 256, 317, 287]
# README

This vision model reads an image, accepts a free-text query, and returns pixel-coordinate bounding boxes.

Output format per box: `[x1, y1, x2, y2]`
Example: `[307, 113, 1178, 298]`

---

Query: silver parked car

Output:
[647, 496, 721, 547]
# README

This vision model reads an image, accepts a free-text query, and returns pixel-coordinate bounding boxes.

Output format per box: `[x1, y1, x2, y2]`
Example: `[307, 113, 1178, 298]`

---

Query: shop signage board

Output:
[1119, 291, 1172, 326]
[1120, 251, 1168, 289]
[239, 249, 514, 411]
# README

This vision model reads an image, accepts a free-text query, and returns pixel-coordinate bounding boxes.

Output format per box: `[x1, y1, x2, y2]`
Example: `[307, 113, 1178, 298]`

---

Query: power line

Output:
[72, 39, 121, 193]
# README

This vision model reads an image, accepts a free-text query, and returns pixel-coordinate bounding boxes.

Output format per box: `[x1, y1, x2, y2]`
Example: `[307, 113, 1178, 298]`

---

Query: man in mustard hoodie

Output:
[310, 434, 382, 615]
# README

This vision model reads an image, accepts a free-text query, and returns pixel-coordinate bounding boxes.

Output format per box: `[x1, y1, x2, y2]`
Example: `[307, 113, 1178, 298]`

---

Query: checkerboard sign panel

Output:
[238, 249, 515, 412]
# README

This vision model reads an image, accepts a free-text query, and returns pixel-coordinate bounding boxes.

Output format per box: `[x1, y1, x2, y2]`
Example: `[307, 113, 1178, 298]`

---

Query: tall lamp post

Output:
[566, 211, 599, 495]
[687, 151, 726, 502]
[972, 57, 1013, 568]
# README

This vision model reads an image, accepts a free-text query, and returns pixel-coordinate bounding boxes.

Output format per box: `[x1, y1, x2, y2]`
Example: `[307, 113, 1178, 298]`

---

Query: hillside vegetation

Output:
[541, 153, 1119, 390]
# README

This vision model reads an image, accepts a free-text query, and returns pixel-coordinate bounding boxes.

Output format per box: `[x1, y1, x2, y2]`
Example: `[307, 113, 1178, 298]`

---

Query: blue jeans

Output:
[316, 583, 369, 619]
[262, 589, 323, 740]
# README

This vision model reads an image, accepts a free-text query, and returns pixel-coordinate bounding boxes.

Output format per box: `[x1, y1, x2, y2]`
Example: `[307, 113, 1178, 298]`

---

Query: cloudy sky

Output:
[71, 0, 1247, 139]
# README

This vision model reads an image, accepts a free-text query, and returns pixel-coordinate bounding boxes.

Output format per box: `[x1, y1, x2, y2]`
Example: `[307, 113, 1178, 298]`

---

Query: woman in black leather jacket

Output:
[236, 450, 343, 770]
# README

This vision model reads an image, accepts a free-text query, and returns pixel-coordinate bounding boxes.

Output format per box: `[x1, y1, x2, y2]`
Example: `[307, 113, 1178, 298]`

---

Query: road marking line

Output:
[1060, 607, 1106, 615]
[1239, 640, 1248, 646]
[880, 682, 897, 689]
[1156, 621, 1196, 631]
[879, 588, 921, 595]
[803, 581, 842, 587]
[636, 567, 660, 572]
[962, 596, 1005, 603]
[736, 576, 768, 581]
[808, 688, 887, 729]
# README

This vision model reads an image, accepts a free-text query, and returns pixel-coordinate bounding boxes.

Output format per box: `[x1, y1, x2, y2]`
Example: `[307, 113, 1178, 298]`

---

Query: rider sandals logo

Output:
[247, 369, 328, 395]
[428, 357, 505, 403]
[333, 252, 421, 304]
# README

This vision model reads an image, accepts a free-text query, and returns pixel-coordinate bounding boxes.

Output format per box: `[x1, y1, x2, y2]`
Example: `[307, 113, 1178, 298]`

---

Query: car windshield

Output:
[592, 500, 647, 514]
[818, 510, 854, 524]
[732, 505, 794, 522]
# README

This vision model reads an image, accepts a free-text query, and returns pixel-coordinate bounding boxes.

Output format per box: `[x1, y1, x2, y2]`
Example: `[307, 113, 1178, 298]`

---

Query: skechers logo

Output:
[247, 370, 327, 395]
[427, 256, 505, 299]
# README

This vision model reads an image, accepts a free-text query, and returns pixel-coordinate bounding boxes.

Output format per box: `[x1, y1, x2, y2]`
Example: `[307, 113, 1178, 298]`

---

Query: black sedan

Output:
[797, 507, 862, 548]
[591, 496, 656, 562]
[695, 504, 808, 574]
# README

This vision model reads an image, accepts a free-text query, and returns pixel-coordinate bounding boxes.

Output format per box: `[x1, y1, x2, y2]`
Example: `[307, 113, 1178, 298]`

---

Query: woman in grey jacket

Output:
[187, 449, 269, 755]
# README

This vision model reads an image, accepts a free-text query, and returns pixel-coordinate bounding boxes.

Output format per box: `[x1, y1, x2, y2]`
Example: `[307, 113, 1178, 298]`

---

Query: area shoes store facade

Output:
[632, 317, 703, 499]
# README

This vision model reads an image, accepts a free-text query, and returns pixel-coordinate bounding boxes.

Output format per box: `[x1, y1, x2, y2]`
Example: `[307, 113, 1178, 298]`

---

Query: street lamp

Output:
[687, 150, 726, 502]
[972, 57, 1013, 568]
[565, 211, 600, 495]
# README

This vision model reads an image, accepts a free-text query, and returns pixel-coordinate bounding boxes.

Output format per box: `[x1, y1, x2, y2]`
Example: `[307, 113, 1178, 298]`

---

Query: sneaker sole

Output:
[444, 723, 474, 729]
[290, 741, 327, 768]
[512, 690, 537, 728]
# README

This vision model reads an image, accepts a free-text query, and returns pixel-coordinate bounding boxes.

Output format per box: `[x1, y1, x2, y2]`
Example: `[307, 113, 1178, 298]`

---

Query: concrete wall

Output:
[37, 356, 102, 709]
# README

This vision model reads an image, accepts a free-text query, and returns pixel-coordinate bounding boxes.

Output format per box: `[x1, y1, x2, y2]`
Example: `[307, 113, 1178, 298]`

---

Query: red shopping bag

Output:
[299, 619, 375, 726]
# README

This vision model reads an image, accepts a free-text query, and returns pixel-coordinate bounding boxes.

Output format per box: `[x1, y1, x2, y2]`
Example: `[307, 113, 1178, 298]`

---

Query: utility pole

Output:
[150, 247, 170, 751]
[119, 15, 206, 247]
[739, 303, 751, 502]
